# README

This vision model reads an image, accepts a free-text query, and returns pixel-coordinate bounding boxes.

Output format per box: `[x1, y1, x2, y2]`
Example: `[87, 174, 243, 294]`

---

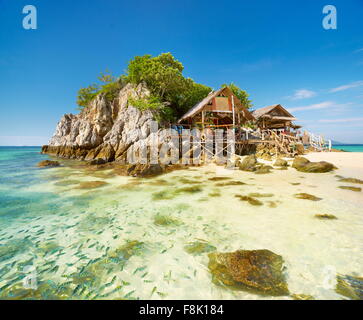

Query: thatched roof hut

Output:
[177, 86, 254, 128]
[252, 104, 300, 130]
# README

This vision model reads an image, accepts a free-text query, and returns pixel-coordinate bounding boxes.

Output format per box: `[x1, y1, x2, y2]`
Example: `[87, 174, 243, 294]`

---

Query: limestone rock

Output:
[208, 249, 289, 296]
[37, 160, 60, 168]
[292, 157, 336, 173]
[274, 158, 288, 167]
[238, 155, 257, 172]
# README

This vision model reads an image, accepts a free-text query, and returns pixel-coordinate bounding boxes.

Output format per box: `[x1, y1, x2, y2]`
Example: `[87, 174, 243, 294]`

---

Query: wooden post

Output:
[232, 95, 235, 128]
[202, 110, 205, 131]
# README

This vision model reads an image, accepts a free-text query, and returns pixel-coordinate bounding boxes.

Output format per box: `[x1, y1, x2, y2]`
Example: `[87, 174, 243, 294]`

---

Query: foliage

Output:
[125, 53, 211, 119]
[222, 82, 253, 109]
[76, 53, 253, 123]
[77, 71, 125, 110]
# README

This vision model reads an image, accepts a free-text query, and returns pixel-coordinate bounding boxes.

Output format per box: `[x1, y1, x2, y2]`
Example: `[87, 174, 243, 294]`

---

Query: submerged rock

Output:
[235, 195, 263, 206]
[338, 177, 363, 185]
[238, 155, 257, 172]
[127, 163, 164, 177]
[88, 158, 107, 165]
[248, 193, 274, 198]
[184, 241, 216, 255]
[75, 181, 108, 189]
[314, 214, 337, 220]
[338, 186, 362, 192]
[335, 274, 363, 300]
[294, 193, 322, 201]
[37, 160, 60, 168]
[215, 181, 245, 186]
[292, 157, 336, 173]
[254, 165, 273, 175]
[208, 249, 289, 296]
[153, 214, 182, 227]
[291, 293, 315, 300]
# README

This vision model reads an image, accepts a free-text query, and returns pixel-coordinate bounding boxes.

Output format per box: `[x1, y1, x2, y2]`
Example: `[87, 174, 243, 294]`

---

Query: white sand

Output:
[305, 152, 363, 180]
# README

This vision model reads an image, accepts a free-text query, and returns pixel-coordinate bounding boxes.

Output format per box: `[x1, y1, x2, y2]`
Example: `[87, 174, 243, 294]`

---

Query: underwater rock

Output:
[208, 177, 231, 181]
[291, 293, 315, 300]
[335, 274, 363, 300]
[54, 180, 80, 186]
[314, 214, 337, 220]
[292, 157, 336, 173]
[238, 155, 257, 172]
[208, 249, 289, 296]
[75, 181, 108, 189]
[248, 193, 274, 198]
[37, 160, 60, 168]
[127, 163, 164, 177]
[235, 195, 263, 206]
[215, 181, 245, 186]
[294, 193, 322, 201]
[338, 177, 363, 185]
[174, 185, 203, 194]
[88, 158, 107, 165]
[254, 165, 273, 175]
[153, 214, 182, 227]
[274, 159, 288, 167]
[338, 186, 361, 192]
[152, 190, 175, 200]
[184, 241, 216, 255]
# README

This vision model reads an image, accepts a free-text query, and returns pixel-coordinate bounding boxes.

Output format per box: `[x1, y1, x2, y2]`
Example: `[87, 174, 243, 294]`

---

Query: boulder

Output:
[127, 163, 164, 177]
[335, 274, 363, 300]
[37, 160, 60, 168]
[295, 143, 305, 155]
[208, 249, 289, 296]
[255, 165, 273, 174]
[292, 157, 336, 173]
[274, 158, 288, 167]
[238, 155, 257, 172]
[88, 158, 107, 166]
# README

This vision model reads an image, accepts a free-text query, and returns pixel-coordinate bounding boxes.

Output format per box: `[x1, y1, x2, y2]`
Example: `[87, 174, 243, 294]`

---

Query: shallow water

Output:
[0, 147, 362, 300]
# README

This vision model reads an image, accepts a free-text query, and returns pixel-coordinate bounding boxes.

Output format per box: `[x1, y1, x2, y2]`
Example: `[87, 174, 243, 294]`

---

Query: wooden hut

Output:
[177, 86, 254, 129]
[252, 104, 300, 131]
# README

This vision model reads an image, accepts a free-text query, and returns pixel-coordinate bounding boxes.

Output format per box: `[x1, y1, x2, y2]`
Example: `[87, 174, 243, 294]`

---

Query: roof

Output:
[252, 104, 295, 120]
[177, 86, 253, 123]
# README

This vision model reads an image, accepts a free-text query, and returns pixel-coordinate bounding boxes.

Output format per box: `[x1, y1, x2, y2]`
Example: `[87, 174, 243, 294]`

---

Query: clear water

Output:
[333, 144, 363, 152]
[0, 147, 362, 300]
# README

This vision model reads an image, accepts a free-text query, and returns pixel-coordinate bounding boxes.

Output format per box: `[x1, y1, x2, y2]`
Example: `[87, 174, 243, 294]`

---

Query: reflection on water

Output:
[0, 147, 362, 300]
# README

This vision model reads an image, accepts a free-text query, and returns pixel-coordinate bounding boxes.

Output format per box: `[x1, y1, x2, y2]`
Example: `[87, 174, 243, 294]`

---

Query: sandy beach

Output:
[305, 152, 363, 180]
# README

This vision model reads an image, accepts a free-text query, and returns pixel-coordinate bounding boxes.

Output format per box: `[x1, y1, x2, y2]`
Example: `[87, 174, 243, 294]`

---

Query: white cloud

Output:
[287, 101, 334, 112]
[329, 81, 363, 93]
[319, 117, 363, 123]
[289, 89, 316, 100]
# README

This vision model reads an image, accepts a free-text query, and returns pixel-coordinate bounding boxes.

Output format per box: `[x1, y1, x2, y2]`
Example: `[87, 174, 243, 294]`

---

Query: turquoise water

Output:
[333, 145, 363, 152]
[0, 147, 362, 300]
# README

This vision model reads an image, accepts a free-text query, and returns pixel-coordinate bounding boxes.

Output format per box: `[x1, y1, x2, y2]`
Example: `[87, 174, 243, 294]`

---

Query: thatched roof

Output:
[178, 86, 253, 123]
[252, 104, 296, 121]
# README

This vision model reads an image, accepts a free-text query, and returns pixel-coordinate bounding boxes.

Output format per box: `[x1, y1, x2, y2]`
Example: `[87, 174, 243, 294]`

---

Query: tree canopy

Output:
[76, 53, 252, 122]
[222, 82, 253, 109]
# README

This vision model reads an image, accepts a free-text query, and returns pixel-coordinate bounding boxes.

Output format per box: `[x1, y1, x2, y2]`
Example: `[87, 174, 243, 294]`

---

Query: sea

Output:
[333, 144, 363, 152]
[0, 146, 362, 300]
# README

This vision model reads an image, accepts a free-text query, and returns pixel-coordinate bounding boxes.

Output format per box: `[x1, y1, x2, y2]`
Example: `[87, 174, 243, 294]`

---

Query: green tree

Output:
[76, 84, 99, 110]
[222, 82, 253, 109]
[126, 52, 211, 119]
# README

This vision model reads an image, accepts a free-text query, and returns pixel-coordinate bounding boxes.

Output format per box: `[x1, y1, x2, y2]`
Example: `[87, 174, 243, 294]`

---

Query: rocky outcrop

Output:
[292, 156, 336, 173]
[208, 249, 289, 296]
[42, 83, 155, 163]
[37, 160, 60, 168]
[238, 155, 258, 171]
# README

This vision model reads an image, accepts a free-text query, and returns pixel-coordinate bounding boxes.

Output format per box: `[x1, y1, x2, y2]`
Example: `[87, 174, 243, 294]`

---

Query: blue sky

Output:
[0, 0, 362, 145]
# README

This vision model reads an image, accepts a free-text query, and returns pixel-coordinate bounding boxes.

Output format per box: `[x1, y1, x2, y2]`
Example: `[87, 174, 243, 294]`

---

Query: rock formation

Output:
[42, 83, 155, 163]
